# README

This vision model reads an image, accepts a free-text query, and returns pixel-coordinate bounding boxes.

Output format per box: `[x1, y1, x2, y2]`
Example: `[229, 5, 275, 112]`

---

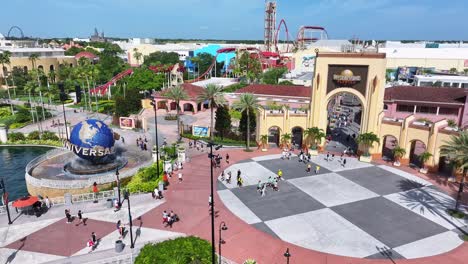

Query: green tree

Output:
[191, 53, 224, 77]
[214, 105, 231, 139]
[133, 48, 143, 65]
[262, 67, 288, 84]
[236, 51, 262, 83]
[164, 86, 188, 136]
[64, 46, 84, 56]
[440, 132, 468, 211]
[0, 51, 14, 114]
[356, 132, 380, 156]
[197, 84, 226, 140]
[114, 91, 143, 117]
[123, 68, 165, 92]
[233, 93, 259, 151]
[449, 67, 457, 74]
[143, 51, 180, 66]
[28, 53, 40, 70]
[278, 80, 294, 85]
[97, 44, 125, 83]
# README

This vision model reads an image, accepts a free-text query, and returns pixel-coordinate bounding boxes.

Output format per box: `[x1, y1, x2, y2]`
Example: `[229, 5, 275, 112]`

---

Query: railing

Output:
[83, 252, 137, 264]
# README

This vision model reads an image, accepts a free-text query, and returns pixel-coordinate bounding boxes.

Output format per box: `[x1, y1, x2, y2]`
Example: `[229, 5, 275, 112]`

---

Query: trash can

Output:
[106, 199, 113, 208]
[64, 193, 72, 206]
[115, 240, 125, 253]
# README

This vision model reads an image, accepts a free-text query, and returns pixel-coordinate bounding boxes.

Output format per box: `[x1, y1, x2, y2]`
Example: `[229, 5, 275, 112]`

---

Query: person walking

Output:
[121, 137, 125, 144]
[91, 232, 97, 244]
[261, 183, 266, 197]
[343, 158, 347, 167]
[277, 169, 283, 181]
[92, 182, 99, 203]
[237, 169, 241, 178]
[307, 164, 311, 173]
[162, 210, 168, 224]
[315, 165, 321, 174]
[44, 196, 51, 209]
[226, 171, 232, 184]
[76, 210, 85, 226]
[226, 153, 230, 164]
[65, 209, 72, 224]
[257, 180, 262, 193]
[178, 172, 183, 183]
[117, 220, 124, 239]
[326, 152, 330, 161]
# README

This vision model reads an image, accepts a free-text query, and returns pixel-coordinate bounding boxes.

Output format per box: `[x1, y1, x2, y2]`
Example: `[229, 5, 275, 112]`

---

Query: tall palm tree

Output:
[304, 127, 325, 150]
[440, 131, 468, 211]
[232, 93, 259, 151]
[0, 51, 14, 115]
[29, 53, 40, 70]
[164, 86, 189, 137]
[197, 84, 226, 141]
[133, 48, 143, 66]
[260, 135, 268, 150]
[356, 132, 380, 156]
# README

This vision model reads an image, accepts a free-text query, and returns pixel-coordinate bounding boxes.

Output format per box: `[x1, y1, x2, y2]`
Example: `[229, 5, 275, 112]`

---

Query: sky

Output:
[2, 0, 468, 40]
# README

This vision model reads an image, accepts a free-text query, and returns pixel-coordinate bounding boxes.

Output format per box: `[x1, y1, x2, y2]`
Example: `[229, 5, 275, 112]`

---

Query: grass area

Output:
[0, 139, 62, 147]
[447, 209, 466, 219]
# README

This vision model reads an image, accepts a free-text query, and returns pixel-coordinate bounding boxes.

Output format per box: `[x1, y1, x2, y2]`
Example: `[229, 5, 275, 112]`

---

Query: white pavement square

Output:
[265, 208, 387, 258]
[378, 165, 433, 186]
[217, 190, 262, 224]
[384, 186, 468, 230]
[0, 217, 62, 247]
[252, 154, 295, 162]
[309, 154, 374, 172]
[289, 173, 379, 207]
[73, 227, 184, 256]
[393, 231, 464, 259]
[0, 248, 64, 264]
[85, 199, 165, 224]
[219, 161, 278, 189]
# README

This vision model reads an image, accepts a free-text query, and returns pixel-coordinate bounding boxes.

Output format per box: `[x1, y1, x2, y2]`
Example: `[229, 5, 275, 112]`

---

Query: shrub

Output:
[8, 132, 26, 142]
[164, 114, 178, 121]
[27, 130, 41, 140]
[42, 131, 60, 141]
[135, 236, 213, 264]
[126, 161, 163, 193]
[244, 259, 257, 264]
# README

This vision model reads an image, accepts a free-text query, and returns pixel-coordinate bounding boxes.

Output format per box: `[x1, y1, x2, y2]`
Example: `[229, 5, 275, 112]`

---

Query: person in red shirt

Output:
[92, 182, 99, 203]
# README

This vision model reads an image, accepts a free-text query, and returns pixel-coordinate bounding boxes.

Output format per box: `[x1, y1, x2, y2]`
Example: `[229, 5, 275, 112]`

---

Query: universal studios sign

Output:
[63, 140, 112, 157]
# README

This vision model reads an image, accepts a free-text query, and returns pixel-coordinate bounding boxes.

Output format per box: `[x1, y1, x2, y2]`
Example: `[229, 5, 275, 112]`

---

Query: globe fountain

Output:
[25, 119, 152, 198]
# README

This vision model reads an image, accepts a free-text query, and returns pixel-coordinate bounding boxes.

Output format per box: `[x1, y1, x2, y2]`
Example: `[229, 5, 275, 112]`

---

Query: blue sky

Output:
[2, 0, 468, 40]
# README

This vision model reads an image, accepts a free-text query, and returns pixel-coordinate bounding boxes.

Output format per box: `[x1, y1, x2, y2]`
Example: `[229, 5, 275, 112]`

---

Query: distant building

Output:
[90, 28, 106, 42]
[414, 74, 468, 88]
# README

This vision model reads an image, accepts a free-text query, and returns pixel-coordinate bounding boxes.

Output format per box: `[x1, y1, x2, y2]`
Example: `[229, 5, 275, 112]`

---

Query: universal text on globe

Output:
[63, 140, 112, 157]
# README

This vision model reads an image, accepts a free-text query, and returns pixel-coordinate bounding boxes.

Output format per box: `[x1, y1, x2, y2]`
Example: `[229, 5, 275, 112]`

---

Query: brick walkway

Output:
[139, 147, 468, 264]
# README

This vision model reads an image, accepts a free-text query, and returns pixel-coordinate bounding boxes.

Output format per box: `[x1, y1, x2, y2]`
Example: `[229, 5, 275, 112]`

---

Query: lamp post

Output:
[218, 221, 228, 264]
[149, 92, 160, 180]
[0, 178, 12, 225]
[123, 190, 134, 248]
[116, 168, 121, 208]
[208, 141, 222, 264]
[284, 248, 291, 264]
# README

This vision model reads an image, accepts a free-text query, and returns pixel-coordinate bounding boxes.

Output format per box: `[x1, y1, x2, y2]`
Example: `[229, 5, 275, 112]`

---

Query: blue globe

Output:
[69, 119, 115, 162]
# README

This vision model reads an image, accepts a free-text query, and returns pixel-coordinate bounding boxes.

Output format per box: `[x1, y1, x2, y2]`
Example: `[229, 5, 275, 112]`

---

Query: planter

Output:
[419, 168, 428, 174]
[359, 155, 372, 163]
[309, 149, 318, 156]
[393, 161, 401, 167]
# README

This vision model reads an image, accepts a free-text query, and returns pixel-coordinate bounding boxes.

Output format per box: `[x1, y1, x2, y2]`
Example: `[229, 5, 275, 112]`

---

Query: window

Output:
[443, 82, 451, 87]
[452, 83, 459, 88]
[438, 107, 458, 115]
[419, 81, 433, 86]
[416, 106, 437, 114]
[383, 104, 389, 111]
[396, 104, 414, 112]
[462, 83, 468, 88]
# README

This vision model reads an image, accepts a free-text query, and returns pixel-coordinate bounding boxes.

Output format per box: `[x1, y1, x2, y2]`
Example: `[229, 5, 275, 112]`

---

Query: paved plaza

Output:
[218, 154, 468, 259]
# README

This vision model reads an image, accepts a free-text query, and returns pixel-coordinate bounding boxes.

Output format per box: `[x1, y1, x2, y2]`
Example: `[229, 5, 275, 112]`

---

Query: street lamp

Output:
[208, 141, 222, 264]
[123, 190, 134, 248]
[218, 221, 228, 264]
[149, 91, 160, 181]
[0, 178, 12, 225]
[116, 168, 121, 208]
[284, 248, 291, 264]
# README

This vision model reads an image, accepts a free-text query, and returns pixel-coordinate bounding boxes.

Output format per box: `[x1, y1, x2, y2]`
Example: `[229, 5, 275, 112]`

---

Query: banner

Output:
[193, 126, 209, 137]
[119, 117, 136, 129]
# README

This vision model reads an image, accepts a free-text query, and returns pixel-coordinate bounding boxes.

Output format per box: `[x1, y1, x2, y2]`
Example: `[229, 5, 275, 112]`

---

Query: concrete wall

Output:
[386, 58, 468, 72]
[2, 57, 77, 76]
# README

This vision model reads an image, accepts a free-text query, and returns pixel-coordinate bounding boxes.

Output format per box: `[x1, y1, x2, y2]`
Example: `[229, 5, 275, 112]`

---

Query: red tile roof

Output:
[155, 83, 205, 100]
[384, 86, 467, 105]
[75, 51, 97, 60]
[235, 84, 311, 98]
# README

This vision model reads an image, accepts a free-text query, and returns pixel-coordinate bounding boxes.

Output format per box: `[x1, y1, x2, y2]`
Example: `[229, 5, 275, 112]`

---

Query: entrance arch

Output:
[170, 102, 178, 111]
[183, 103, 194, 112]
[291, 126, 303, 148]
[382, 135, 398, 161]
[409, 140, 426, 168]
[268, 126, 281, 146]
[324, 90, 363, 153]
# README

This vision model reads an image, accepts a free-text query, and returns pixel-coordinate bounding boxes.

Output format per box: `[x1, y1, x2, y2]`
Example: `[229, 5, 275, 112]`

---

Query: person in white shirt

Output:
[178, 172, 183, 183]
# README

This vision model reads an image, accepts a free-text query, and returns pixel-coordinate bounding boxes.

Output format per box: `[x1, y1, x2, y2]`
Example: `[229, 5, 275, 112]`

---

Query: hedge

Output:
[135, 236, 213, 264]
[8, 132, 26, 142]
[126, 161, 163, 193]
[27, 130, 41, 140]
[1, 140, 63, 147]
[182, 133, 256, 147]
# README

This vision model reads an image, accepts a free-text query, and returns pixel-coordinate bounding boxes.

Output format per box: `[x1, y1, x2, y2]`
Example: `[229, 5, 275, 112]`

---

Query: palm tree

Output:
[419, 151, 433, 170]
[303, 127, 325, 150]
[356, 132, 380, 156]
[29, 53, 40, 70]
[164, 86, 188, 138]
[440, 131, 468, 211]
[232, 93, 260, 151]
[280, 133, 292, 149]
[197, 84, 226, 141]
[0, 51, 14, 115]
[260, 135, 268, 150]
[393, 146, 406, 165]
[133, 48, 143, 65]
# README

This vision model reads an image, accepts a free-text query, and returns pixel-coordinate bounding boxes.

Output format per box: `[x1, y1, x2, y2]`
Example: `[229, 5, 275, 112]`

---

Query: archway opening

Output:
[382, 135, 398, 161]
[325, 92, 362, 153]
[170, 102, 178, 111]
[291, 126, 303, 148]
[409, 140, 426, 168]
[438, 156, 454, 177]
[268, 126, 281, 146]
[183, 103, 194, 112]
[157, 101, 166, 110]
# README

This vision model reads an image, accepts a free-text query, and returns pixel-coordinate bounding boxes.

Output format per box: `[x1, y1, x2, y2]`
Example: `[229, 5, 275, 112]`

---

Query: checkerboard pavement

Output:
[217, 154, 468, 259]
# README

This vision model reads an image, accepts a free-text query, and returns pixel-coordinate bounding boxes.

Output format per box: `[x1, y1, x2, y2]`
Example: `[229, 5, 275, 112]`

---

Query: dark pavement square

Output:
[338, 166, 425, 195]
[6, 218, 116, 256]
[231, 181, 325, 221]
[257, 157, 331, 180]
[331, 197, 448, 248]
[365, 247, 406, 259]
